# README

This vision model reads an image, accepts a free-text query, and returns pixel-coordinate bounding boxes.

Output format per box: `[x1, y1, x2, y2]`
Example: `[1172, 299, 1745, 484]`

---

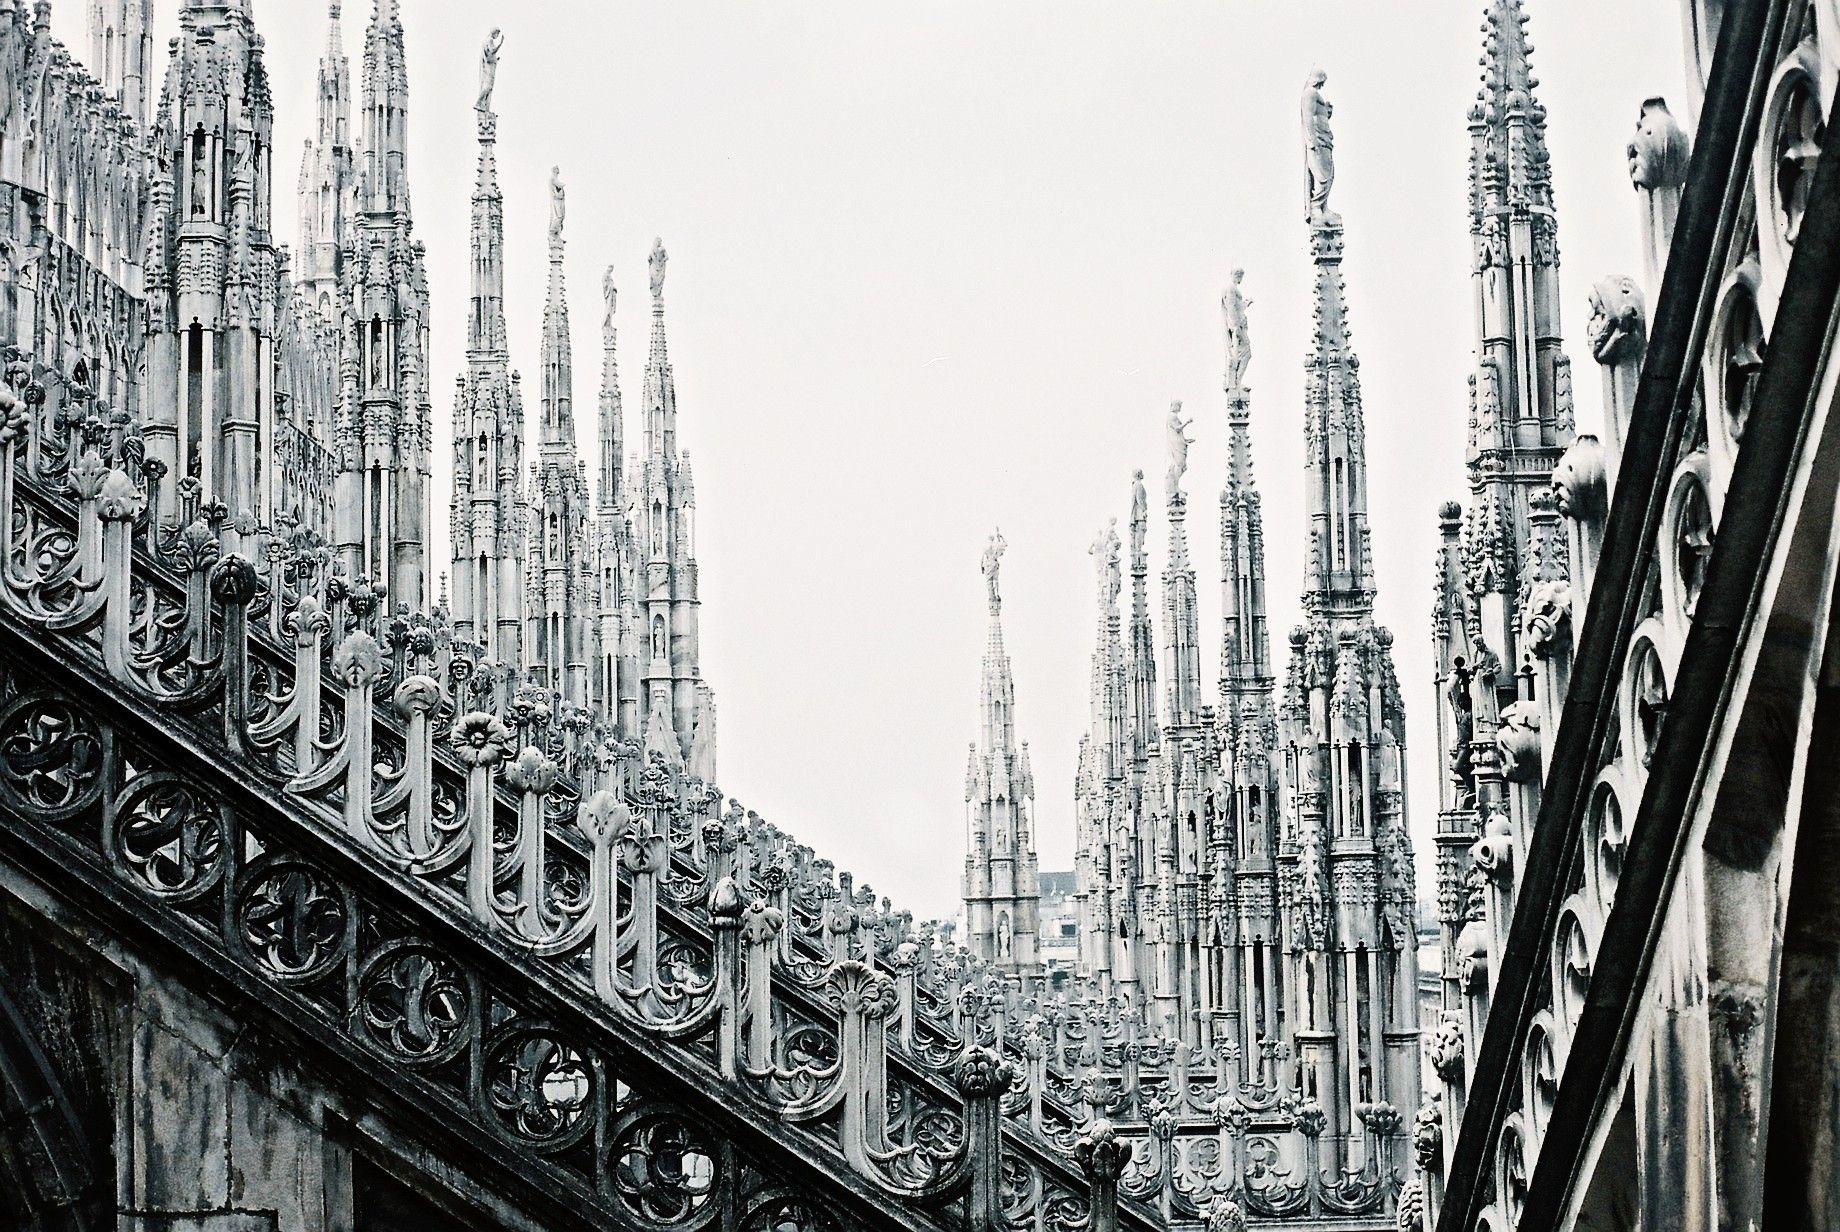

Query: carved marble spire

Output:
[964, 528, 1040, 974]
[297, 0, 352, 302]
[1301, 74, 1375, 610]
[540, 167, 574, 446]
[979, 529, 1012, 749]
[450, 27, 524, 666]
[1126, 469, 1158, 777]
[360, 0, 410, 214]
[87, 0, 153, 129]
[466, 30, 506, 357]
[1163, 402, 1202, 728]
[1471, 0, 1553, 220]
[643, 238, 675, 460]
[1461, 0, 1573, 650]
[528, 164, 594, 702]
[633, 235, 711, 772]
[1220, 276, 1272, 698]
[598, 266, 624, 515]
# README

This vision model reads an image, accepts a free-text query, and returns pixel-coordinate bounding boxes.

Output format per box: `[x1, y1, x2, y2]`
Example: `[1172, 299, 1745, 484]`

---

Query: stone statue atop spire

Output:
[982, 529, 1007, 606]
[548, 166, 565, 243]
[603, 265, 618, 340]
[1222, 268, 1252, 390]
[1302, 69, 1338, 225]
[649, 238, 668, 300]
[1165, 401, 1193, 495]
[477, 28, 503, 114]
[1091, 519, 1121, 608]
[964, 525, 1039, 976]
[1130, 469, 1148, 559]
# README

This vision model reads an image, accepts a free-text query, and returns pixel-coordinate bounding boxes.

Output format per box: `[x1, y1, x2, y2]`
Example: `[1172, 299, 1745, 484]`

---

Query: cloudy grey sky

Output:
[59, 1, 1687, 919]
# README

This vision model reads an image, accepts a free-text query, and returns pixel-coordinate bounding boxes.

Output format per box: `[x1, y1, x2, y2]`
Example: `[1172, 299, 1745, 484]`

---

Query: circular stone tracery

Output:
[232, 859, 350, 981]
[356, 942, 471, 1064]
[114, 777, 229, 900]
[609, 1112, 717, 1224]
[482, 1029, 594, 1150]
[0, 695, 104, 820]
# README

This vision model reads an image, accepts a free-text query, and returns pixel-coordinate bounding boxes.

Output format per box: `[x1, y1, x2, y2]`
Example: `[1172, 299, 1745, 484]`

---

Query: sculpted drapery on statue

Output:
[549, 166, 566, 243]
[477, 28, 504, 114]
[650, 239, 668, 299]
[982, 529, 1007, 605]
[1165, 401, 1193, 495]
[1130, 469, 1148, 558]
[1302, 68, 1336, 224]
[603, 266, 618, 338]
[1091, 519, 1122, 607]
[1222, 268, 1252, 390]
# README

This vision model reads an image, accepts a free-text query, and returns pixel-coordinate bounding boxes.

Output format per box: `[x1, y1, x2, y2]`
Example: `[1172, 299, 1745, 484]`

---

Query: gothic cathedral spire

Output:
[1278, 71, 1419, 1164]
[526, 169, 596, 705]
[86, 0, 152, 130]
[963, 531, 1041, 975]
[450, 28, 525, 671]
[337, 0, 430, 607]
[297, 1, 351, 309]
[635, 240, 715, 777]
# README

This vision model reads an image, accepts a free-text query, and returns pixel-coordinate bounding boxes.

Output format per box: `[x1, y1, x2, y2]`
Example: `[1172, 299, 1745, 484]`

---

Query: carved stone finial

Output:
[1074, 1117, 1129, 1184]
[602, 266, 617, 337]
[953, 1045, 1014, 1097]
[649, 239, 668, 301]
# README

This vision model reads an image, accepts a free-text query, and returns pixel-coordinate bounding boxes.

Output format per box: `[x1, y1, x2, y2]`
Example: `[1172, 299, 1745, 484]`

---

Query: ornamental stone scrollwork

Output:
[111, 775, 229, 900]
[0, 694, 104, 820]
[483, 1028, 595, 1150]
[232, 858, 353, 981]
[356, 941, 473, 1065]
[1552, 436, 1608, 525]
[608, 1111, 718, 1226]
[1074, 1116, 1129, 1184]
[1413, 1099, 1443, 1170]
[1764, 44, 1824, 250]
[1628, 638, 1670, 767]
[452, 710, 513, 767]
[1670, 469, 1715, 619]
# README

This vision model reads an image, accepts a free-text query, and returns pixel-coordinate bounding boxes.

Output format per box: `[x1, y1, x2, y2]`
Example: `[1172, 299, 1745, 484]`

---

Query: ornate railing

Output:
[0, 346, 1399, 1230]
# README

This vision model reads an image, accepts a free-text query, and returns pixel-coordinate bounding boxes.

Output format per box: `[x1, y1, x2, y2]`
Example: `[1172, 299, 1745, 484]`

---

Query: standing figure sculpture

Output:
[1301, 69, 1337, 224]
[549, 167, 566, 243]
[1222, 268, 1252, 390]
[1091, 519, 1121, 608]
[1130, 470, 1148, 559]
[982, 530, 1007, 605]
[650, 239, 668, 300]
[1165, 401, 1193, 496]
[603, 267, 618, 338]
[477, 29, 504, 114]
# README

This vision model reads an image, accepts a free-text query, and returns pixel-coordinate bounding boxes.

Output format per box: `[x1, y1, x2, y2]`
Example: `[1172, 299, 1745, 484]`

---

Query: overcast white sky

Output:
[59, 2, 1687, 919]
